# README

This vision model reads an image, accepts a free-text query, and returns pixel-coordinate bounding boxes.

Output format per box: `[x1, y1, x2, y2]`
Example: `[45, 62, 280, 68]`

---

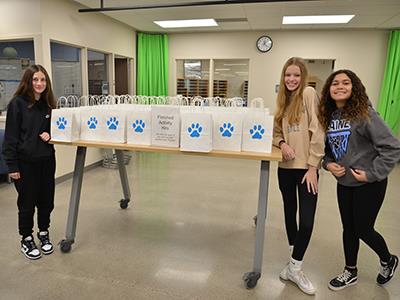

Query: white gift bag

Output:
[99, 105, 126, 143]
[212, 108, 243, 152]
[80, 105, 126, 143]
[248, 97, 271, 115]
[126, 105, 152, 145]
[51, 107, 80, 142]
[151, 105, 181, 147]
[180, 110, 212, 152]
[80, 106, 102, 142]
[242, 110, 274, 153]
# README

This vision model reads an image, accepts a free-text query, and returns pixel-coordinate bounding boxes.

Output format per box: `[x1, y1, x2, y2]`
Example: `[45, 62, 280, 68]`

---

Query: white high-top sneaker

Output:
[37, 231, 54, 255]
[279, 245, 294, 280]
[287, 258, 316, 295]
[21, 236, 41, 260]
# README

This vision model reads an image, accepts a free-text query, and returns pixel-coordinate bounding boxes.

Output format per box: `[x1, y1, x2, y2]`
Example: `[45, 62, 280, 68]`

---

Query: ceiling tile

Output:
[73, 0, 400, 32]
[218, 22, 251, 31]
[378, 14, 400, 27]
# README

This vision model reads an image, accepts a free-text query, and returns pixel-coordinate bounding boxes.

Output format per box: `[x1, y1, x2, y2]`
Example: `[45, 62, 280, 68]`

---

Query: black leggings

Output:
[278, 168, 318, 261]
[14, 156, 56, 237]
[337, 179, 391, 266]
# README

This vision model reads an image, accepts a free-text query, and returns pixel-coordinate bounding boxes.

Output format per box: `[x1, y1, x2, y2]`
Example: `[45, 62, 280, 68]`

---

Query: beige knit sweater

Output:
[273, 86, 325, 169]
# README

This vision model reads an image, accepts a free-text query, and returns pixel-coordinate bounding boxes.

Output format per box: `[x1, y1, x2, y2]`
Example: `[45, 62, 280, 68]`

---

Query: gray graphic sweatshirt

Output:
[323, 106, 400, 187]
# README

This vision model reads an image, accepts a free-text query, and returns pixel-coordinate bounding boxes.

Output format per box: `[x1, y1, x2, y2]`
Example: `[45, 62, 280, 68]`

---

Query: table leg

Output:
[60, 146, 87, 253]
[243, 160, 270, 288]
[115, 150, 131, 209]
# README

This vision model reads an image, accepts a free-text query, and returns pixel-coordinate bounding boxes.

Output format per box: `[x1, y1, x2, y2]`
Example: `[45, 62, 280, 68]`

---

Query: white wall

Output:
[0, 0, 41, 37]
[0, 0, 42, 61]
[0, 0, 137, 177]
[169, 30, 389, 113]
[39, 0, 136, 79]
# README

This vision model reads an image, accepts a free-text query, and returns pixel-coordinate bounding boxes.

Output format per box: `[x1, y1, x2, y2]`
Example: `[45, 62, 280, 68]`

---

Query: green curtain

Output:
[136, 32, 168, 96]
[377, 30, 400, 134]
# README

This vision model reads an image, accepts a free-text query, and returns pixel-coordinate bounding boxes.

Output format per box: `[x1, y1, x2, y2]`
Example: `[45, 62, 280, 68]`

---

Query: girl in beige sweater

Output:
[273, 57, 325, 295]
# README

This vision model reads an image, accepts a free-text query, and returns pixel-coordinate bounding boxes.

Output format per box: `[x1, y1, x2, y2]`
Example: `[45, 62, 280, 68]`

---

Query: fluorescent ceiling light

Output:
[282, 15, 354, 25]
[154, 19, 218, 28]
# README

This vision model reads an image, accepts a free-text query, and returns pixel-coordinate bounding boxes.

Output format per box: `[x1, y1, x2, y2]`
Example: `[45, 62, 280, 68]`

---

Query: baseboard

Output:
[55, 160, 103, 184]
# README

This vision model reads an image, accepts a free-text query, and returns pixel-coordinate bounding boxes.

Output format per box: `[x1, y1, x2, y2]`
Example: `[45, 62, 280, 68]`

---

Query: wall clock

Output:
[256, 35, 273, 53]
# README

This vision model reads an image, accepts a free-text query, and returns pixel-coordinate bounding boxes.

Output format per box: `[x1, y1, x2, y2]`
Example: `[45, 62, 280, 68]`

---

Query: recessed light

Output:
[154, 19, 218, 28]
[282, 15, 354, 25]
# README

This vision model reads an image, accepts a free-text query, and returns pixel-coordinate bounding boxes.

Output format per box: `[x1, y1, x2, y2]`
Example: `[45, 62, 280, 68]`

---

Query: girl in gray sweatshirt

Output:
[319, 69, 400, 291]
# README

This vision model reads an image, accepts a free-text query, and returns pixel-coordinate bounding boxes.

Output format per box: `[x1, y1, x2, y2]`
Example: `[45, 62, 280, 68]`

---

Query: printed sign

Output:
[151, 106, 180, 147]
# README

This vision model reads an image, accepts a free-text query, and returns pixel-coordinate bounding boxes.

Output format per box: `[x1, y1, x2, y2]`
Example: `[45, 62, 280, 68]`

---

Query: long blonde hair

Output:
[275, 57, 309, 125]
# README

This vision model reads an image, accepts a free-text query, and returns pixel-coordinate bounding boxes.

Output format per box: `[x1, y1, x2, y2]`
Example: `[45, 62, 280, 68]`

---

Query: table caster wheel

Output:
[119, 198, 130, 209]
[243, 271, 261, 289]
[59, 239, 72, 253]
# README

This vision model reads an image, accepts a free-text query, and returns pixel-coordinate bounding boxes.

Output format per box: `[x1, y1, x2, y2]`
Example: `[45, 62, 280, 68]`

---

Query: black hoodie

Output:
[2, 95, 55, 173]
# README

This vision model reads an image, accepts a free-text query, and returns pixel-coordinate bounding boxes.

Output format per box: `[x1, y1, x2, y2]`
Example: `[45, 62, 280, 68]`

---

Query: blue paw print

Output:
[107, 117, 119, 130]
[132, 120, 145, 133]
[250, 124, 265, 139]
[219, 122, 234, 137]
[187, 123, 202, 138]
[56, 117, 67, 130]
[87, 117, 98, 129]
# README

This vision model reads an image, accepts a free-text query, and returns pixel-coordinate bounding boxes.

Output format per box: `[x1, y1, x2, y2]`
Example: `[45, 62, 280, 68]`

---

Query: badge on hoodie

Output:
[45, 114, 50, 119]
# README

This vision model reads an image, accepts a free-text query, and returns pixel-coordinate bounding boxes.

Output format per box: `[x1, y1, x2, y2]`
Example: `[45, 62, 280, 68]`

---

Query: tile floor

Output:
[0, 152, 399, 300]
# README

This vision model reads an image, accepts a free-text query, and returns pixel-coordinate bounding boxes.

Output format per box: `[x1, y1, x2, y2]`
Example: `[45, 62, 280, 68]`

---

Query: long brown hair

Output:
[13, 64, 56, 110]
[275, 57, 309, 125]
[318, 69, 370, 130]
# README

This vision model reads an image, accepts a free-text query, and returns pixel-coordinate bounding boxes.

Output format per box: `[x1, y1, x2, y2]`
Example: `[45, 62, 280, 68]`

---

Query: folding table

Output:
[51, 140, 281, 288]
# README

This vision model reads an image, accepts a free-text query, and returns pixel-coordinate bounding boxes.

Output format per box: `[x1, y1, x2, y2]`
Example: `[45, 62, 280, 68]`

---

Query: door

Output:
[115, 57, 128, 95]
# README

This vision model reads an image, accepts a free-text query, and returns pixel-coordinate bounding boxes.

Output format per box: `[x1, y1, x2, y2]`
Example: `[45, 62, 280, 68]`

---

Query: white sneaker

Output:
[287, 267, 316, 295]
[280, 246, 294, 280]
[21, 236, 41, 260]
[280, 264, 289, 280]
[37, 231, 54, 255]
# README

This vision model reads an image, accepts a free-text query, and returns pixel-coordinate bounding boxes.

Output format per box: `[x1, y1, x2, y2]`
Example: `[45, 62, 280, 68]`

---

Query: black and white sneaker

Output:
[377, 255, 398, 285]
[328, 268, 358, 291]
[37, 231, 54, 255]
[21, 236, 41, 260]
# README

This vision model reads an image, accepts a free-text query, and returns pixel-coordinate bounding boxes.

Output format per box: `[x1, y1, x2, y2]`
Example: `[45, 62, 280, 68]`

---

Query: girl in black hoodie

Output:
[2, 65, 56, 260]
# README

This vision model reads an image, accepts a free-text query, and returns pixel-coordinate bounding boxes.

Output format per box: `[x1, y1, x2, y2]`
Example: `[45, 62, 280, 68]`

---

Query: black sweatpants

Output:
[278, 168, 318, 261]
[14, 155, 55, 238]
[337, 179, 391, 266]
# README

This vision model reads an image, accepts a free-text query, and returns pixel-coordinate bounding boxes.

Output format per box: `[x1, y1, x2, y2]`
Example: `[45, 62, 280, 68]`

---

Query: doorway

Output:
[115, 57, 128, 95]
[305, 59, 335, 95]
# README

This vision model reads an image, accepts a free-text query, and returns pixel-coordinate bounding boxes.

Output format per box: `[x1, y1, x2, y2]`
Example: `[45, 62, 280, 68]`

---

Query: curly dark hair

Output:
[318, 69, 370, 130]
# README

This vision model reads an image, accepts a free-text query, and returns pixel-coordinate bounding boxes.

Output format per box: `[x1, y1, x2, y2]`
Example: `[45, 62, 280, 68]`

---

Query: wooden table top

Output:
[51, 140, 282, 162]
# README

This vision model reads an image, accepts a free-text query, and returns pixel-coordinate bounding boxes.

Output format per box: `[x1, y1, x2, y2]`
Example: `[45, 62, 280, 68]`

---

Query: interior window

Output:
[0, 40, 35, 111]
